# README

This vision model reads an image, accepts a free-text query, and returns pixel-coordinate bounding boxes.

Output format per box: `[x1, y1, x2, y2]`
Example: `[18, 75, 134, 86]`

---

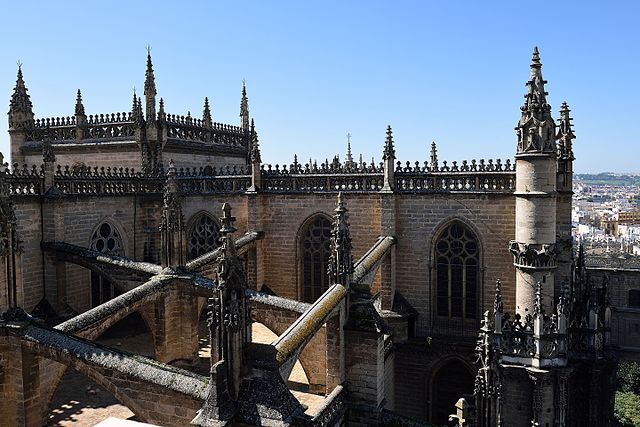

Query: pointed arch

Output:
[186, 211, 221, 261]
[88, 219, 127, 308]
[429, 217, 483, 331]
[297, 212, 333, 303]
[428, 356, 475, 424]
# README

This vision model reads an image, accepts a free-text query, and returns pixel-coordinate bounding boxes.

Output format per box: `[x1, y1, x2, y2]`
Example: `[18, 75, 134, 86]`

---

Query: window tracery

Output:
[188, 214, 220, 260]
[435, 222, 479, 319]
[90, 222, 123, 307]
[300, 215, 332, 303]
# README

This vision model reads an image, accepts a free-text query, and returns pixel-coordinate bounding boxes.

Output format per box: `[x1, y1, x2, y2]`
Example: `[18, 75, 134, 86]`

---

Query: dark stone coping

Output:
[42, 241, 163, 276]
[23, 140, 138, 152]
[246, 289, 311, 314]
[352, 235, 396, 285]
[303, 384, 346, 425]
[185, 231, 264, 272]
[164, 138, 247, 156]
[16, 323, 208, 400]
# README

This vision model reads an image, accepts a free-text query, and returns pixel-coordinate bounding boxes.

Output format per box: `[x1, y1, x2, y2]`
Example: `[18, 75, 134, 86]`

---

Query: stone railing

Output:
[395, 158, 515, 193]
[23, 110, 249, 145]
[164, 113, 247, 146]
[26, 112, 137, 142]
[0, 163, 251, 196]
[585, 256, 640, 270]
[259, 156, 515, 194]
[494, 312, 568, 361]
[3, 164, 44, 195]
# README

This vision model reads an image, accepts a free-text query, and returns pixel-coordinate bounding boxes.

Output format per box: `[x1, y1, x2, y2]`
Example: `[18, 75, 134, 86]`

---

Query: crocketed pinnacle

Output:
[346, 138, 353, 165]
[131, 89, 138, 115]
[515, 47, 556, 155]
[165, 159, 178, 199]
[203, 97, 212, 127]
[158, 97, 165, 120]
[240, 80, 249, 130]
[557, 101, 575, 160]
[382, 125, 395, 160]
[249, 119, 261, 164]
[144, 49, 156, 97]
[8, 63, 34, 128]
[75, 89, 85, 116]
[328, 192, 353, 286]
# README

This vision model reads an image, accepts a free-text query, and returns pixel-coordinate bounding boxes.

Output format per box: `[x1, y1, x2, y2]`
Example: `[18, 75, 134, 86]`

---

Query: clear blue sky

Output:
[0, 1, 638, 173]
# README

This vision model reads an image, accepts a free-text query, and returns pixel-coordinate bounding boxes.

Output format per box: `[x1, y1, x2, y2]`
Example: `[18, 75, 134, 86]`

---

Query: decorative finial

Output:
[383, 125, 395, 160]
[75, 89, 85, 116]
[249, 119, 261, 164]
[430, 141, 438, 171]
[220, 203, 237, 235]
[203, 97, 212, 127]
[158, 97, 165, 120]
[328, 192, 353, 286]
[240, 80, 249, 130]
[531, 46, 541, 66]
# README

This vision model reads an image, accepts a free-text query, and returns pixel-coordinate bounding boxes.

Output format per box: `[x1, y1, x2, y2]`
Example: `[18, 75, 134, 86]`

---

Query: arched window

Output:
[300, 215, 332, 303]
[435, 222, 479, 320]
[90, 222, 123, 307]
[188, 213, 221, 260]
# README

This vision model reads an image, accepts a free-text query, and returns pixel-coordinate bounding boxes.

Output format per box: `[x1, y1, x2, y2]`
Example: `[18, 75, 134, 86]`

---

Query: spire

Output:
[249, 119, 261, 164]
[328, 192, 353, 287]
[515, 47, 556, 155]
[430, 141, 438, 171]
[8, 63, 34, 130]
[240, 80, 249, 130]
[383, 125, 395, 160]
[144, 48, 157, 123]
[203, 97, 212, 128]
[75, 89, 85, 116]
[557, 101, 575, 160]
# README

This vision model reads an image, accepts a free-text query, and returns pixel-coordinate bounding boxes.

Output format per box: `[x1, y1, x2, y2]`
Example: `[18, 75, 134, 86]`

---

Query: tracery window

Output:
[435, 222, 479, 319]
[188, 214, 221, 260]
[90, 222, 123, 307]
[300, 216, 332, 303]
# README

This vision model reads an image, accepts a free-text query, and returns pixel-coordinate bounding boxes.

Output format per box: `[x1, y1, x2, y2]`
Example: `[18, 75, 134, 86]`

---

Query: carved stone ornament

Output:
[509, 241, 557, 269]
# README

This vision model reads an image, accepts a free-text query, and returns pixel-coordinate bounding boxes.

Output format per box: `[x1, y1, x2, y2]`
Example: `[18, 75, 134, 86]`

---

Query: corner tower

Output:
[510, 47, 557, 315]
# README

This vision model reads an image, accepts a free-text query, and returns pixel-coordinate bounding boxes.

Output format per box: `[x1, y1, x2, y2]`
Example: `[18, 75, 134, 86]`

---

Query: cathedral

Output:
[0, 47, 616, 426]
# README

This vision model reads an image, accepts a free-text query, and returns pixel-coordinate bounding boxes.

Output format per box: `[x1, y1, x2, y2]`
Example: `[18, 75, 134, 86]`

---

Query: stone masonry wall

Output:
[25, 145, 141, 171]
[394, 193, 516, 333]
[253, 193, 382, 300]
